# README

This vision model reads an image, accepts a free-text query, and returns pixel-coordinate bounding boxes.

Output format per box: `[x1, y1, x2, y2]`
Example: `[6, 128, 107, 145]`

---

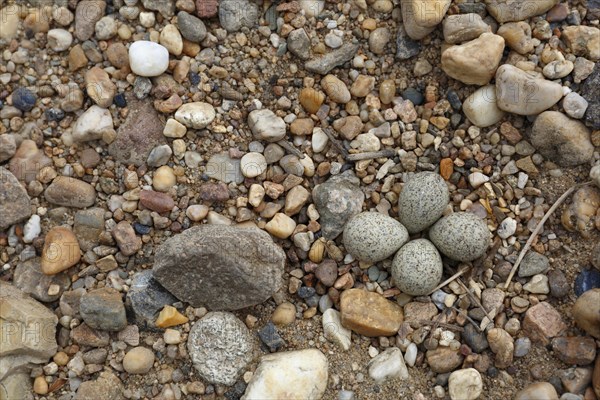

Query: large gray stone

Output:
[152, 225, 285, 310]
[0, 282, 58, 382]
[0, 167, 31, 230]
[580, 62, 600, 129]
[13, 258, 70, 303]
[80, 288, 127, 332]
[187, 312, 255, 386]
[312, 171, 365, 240]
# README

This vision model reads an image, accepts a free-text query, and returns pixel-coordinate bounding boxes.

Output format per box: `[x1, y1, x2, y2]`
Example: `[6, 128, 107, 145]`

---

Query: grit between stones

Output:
[0, 0, 599, 399]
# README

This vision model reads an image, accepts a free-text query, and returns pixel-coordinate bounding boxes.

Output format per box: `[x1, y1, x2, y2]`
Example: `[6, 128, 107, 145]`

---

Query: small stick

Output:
[418, 320, 464, 333]
[346, 149, 397, 161]
[277, 140, 305, 159]
[503, 181, 590, 289]
[427, 267, 469, 295]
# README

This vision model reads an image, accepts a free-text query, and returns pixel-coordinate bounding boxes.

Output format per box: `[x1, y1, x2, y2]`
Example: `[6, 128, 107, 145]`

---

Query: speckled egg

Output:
[398, 172, 449, 233]
[392, 239, 443, 296]
[429, 212, 491, 262]
[343, 212, 409, 263]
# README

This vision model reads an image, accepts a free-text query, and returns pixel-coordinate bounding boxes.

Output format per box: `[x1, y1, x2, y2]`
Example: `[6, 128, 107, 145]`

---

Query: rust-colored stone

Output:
[523, 302, 567, 345]
[139, 190, 175, 213]
[440, 158, 454, 180]
[340, 288, 403, 337]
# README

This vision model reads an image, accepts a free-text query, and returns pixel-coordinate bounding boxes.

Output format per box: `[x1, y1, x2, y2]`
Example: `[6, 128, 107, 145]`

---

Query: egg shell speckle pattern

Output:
[398, 172, 450, 233]
[392, 239, 443, 296]
[429, 211, 491, 262]
[342, 212, 409, 263]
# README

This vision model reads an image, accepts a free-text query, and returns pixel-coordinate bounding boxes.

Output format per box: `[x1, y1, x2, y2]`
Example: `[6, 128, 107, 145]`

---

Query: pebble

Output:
[462, 85, 506, 128]
[443, 13, 490, 44]
[342, 212, 409, 263]
[426, 347, 464, 374]
[72, 105, 114, 142]
[429, 212, 490, 262]
[402, 0, 450, 40]
[156, 305, 189, 328]
[448, 368, 483, 400]
[523, 302, 567, 345]
[340, 288, 403, 337]
[323, 308, 352, 350]
[153, 166, 176, 191]
[298, 0, 325, 16]
[530, 111, 593, 167]
[312, 171, 364, 240]
[272, 302, 296, 326]
[523, 274, 550, 294]
[129, 41, 170, 77]
[398, 172, 449, 233]
[159, 24, 183, 56]
[112, 220, 142, 256]
[514, 337, 531, 357]
[441, 33, 505, 85]
[519, 251, 549, 277]
[350, 75, 375, 97]
[305, 43, 359, 75]
[205, 153, 243, 184]
[299, 88, 325, 114]
[47, 29, 73, 51]
[248, 109, 287, 142]
[497, 217, 517, 239]
[573, 289, 600, 339]
[543, 60, 574, 79]
[85, 66, 116, 108]
[562, 26, 600, 61]
[369, 27, 390, 55]
[41, 226, 81, 275]
[243, 349, 328, 399]
[495, 64, 564, 115]
[552, 336, 597, 365]
[80, 288, 127, 331]
[75, 0, 106, 41]
[177, 11, 207, 42]
[368, 347, 409, 382]
[0, 167, 32, 230]
[497, 22, 535, 54]
[287, 28, 311, 60]
[95, 16, 117, 40]
[45, 176, 96, 208]
[147, 144, 172, 167]
[514, 382, 559, 400]
[11, 87, 36, 111]
[392, 239, 443, 296]
[463, 324, 489, 353]
[187, 312, 254, 385]
[126, 270, 178, 329]
[574, 269, 600, 297]
[123, 347, 155, 374]
[174, 102, 215, 129]
[265, 213, 297, 239]
[219, 0, 259, 32]
[487, 328, 514, 368]
[562, 92, 588, 120]
[285, 186, 310, 216]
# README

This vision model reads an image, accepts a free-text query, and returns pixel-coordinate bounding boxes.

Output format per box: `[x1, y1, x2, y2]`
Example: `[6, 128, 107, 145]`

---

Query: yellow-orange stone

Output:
[299, 88, 325, 114]
[340, 288, 403, 337]
[41, 226, 81, 275]
[156, 305, 189, 328]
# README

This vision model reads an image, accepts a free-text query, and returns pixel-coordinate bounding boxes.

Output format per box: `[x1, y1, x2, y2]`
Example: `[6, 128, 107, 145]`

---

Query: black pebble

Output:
[574, 268, 600, 297]
[114, 93, 127, 108]
[12, 87, 37, 111]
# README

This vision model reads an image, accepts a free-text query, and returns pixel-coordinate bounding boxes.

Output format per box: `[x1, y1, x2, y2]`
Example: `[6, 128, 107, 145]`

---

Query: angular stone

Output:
[0, 167, 31, 230]
[368, 347, 409, 383]
[441, 33, 505, 86]
[205, 153, 243, 184]
[75, 371, 123, 400]
[73, 208, 104, 251]
[196, 0, 218, 18]
[85, 67, 116, 108]
[312, 171, 365, 240]
[112, 221, 141, 256]
[13, 258, 70, 303]
[340, 288, 403, 337]
[72, 105, 114, 142]
[323, 309, 351, 350]
[305, 43, 360, 75]
[187, 312, 254, 385]
[523, 301, 567, 345]
[0, 282, 58, 381]
[70, 323, 110, 347]
[562, 26, 600, 61]
[403, 302, 438, 328]
[44, 176, 96, 208]
[108, 98, 166, 166]
[402, 0, 450, 40]
[126, 270, 178, 330]
[443, 13, 490, 44]
[218, 0, 258, 32]
[75, 0, 106, 41]
[141, 0, 175, 17]
[495, 64, 563, 115]
[80, 288, 127, 332]
[153, 225, 285, 310]
[8, 140, 52, 183]
[579, 63, 600, 129]
[247, 109, 286, 142]
[552, 336, 596, 365]
[243, 349, 328, 399]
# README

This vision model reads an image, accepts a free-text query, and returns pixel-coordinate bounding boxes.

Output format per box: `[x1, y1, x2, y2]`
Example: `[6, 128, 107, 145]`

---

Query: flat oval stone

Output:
[139, 190, 175, 213]
[392, 239, 443, 296]
[429, 212, 490, 262]
[340, 288, 404, 337]
[129, 41, 170, 77]
[44, 176, 96, 208]
[398, 172, 449, 233]
[343, 212, 409, 263]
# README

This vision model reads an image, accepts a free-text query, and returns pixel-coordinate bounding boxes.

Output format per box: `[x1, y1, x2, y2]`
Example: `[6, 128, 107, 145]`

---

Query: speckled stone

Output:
[429, 212, 490, 262]
[343, 212, 409, 263]
[398, 172, 449, 233]
[392, 239, 443, 296]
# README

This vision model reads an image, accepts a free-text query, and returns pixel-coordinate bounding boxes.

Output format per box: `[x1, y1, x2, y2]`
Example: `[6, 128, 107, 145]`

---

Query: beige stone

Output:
[340, 288, 403, 337]
[41, 227, 81, 275]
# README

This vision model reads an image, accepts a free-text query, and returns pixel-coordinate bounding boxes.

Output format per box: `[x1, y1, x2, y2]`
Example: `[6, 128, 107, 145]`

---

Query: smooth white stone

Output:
[72, 105, 114, 142]
[462, 85, 506, 128]
[368, 347, 409, 383]
[129, 41, 169, 77]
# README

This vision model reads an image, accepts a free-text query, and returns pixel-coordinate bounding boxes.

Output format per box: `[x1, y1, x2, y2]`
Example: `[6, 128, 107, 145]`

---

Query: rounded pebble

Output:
[11, 88, 37, 111]
[128, 41, 170, 77]
[123, 347, 155, 374]
[398, 172, 449, 233]
[240, 152, 267, 178]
